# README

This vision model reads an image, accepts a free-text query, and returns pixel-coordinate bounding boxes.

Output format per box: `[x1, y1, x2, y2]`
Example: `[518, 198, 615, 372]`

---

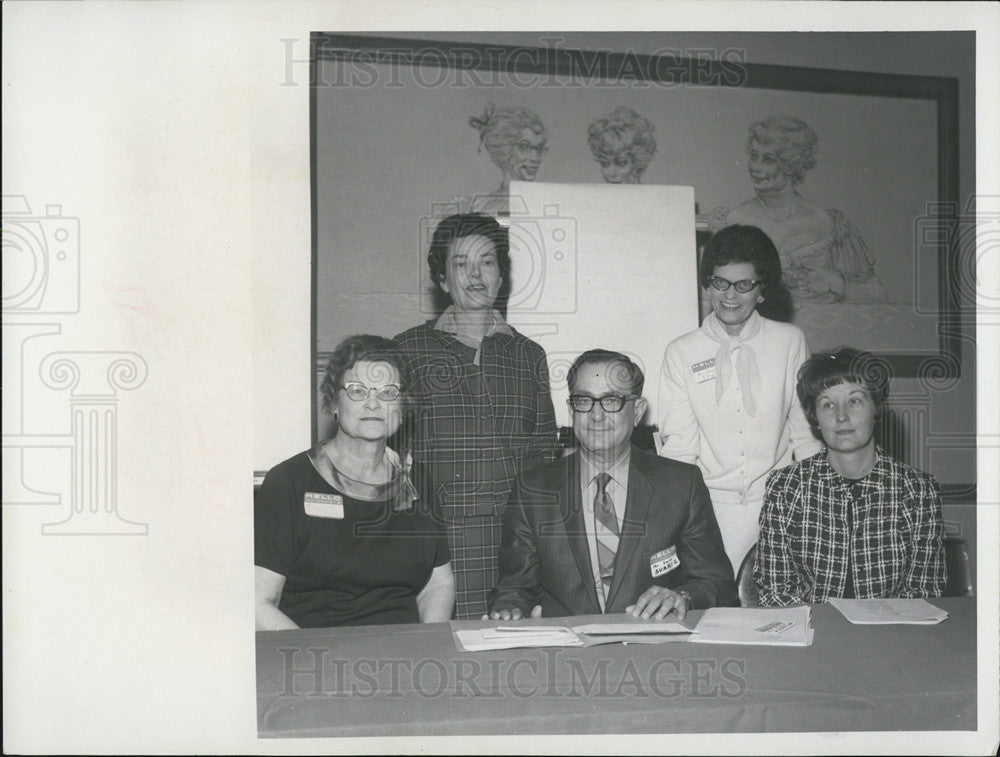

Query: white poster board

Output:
[506, 181, 698, 427]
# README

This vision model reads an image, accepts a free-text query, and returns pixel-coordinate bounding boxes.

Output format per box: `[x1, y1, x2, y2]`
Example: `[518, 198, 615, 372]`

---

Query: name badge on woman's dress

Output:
[691, 358, 717, 383]
[304, 492, 344, 519]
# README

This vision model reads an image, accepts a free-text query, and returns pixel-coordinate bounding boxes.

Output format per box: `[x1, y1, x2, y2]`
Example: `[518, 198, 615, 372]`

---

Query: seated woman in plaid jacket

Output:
[754, 347, 946, 605]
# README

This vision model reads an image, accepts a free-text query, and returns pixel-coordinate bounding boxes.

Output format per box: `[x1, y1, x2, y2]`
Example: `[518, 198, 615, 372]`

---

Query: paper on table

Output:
[577, 633, 695, 647]
[452, 626, 585, 652]
[572, 621, 694, 635]
[828, 598, 949, 624]
[687, 606, 814, 647]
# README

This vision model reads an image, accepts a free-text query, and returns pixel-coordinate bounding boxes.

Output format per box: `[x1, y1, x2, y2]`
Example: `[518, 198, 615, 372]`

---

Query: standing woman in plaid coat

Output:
[395, 213, 559, 619]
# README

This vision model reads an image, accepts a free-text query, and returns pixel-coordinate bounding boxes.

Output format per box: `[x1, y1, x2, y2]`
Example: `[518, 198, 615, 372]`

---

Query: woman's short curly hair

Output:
[746, 114, 818, 186]
[587, 106, 657, 177]
[699, 224, 783, 298]
[796, 346, 892, 432]
[426, 213, 511, 292]
[469, 103, 547, 169]
[319, 334, 409, 415]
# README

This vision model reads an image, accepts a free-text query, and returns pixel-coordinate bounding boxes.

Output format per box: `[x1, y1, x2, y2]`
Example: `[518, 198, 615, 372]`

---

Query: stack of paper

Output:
[687, 606, 814, 647]
[451, 616, 697, 652]
[572, 621, 693, 636]
[571, 620, 695, 646]
[828, 598, 949, 625]
[452, 625, 585, 652]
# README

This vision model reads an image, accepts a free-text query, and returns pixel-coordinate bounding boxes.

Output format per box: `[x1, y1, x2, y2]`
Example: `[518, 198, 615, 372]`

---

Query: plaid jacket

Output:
[394, 321, 559, 619]
[754, 447, 946, 605]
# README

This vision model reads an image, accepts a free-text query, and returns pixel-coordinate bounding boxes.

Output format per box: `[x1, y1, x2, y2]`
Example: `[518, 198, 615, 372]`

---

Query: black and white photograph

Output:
[3, 2, 998, 754]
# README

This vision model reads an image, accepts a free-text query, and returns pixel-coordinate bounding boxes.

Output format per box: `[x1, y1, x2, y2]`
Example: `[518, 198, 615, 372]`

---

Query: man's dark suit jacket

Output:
[487, 446, 738, 616]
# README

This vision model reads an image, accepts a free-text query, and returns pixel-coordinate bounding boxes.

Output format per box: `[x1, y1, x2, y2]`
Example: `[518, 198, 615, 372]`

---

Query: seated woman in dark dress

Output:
[255, 334, 454, 629]
[755, 347, 946, 605]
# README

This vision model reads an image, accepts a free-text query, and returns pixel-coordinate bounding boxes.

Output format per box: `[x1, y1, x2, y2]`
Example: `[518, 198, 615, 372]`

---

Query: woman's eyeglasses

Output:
[514, 141, 549, 157]
[339, 383, 402, 402]
[707, 275, 761, 294]
[567, 394, 636, 413]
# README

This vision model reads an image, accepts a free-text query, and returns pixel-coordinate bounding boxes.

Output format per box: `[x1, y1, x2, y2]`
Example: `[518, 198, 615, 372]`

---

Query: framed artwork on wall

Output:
[310, 32, 964, 441]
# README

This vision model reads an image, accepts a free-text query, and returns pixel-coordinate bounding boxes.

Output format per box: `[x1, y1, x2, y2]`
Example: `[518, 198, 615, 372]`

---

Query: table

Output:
[256, 598, 976, 737]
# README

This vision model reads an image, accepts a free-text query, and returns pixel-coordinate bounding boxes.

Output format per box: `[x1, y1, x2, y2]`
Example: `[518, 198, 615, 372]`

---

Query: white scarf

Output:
[701, 310, 763, 417]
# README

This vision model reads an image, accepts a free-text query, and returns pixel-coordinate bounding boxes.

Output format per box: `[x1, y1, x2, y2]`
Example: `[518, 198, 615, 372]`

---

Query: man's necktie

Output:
[594, 472, 620, 608]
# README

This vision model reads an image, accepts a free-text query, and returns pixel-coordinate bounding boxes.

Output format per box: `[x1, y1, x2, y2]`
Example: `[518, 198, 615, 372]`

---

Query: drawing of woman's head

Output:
[746, 114, 818, 186]
[469, 104, 548, 182]
[587, 106, 657, 184]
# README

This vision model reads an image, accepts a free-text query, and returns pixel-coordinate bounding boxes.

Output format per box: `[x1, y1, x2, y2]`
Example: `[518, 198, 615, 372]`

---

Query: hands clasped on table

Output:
[484, 605, 543, 621]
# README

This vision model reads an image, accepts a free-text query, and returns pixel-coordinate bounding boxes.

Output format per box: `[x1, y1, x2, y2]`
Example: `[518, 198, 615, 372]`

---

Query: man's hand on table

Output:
[626, 587, 691, 620]
[483, 605, 543, 621]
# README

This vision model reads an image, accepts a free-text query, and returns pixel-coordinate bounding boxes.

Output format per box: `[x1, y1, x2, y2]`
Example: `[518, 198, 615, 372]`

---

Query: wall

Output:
[298, 30, 981, 579]
[315, 35, 942, 356]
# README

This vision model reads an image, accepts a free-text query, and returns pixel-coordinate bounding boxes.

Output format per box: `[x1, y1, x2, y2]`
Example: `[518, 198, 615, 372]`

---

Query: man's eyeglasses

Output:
[707, 275, 761, 294]
[514, 141, 549, 157]
[567, 394, 636, 413]
[339, 383, 402, 402]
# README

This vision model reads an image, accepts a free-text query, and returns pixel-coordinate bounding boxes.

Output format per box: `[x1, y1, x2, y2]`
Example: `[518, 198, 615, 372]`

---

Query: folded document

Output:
[570, 619, 695, 647]
[453, 626, 585, 652]
[687, 606, 814, 647]
[828, 598, 949, 625]
[451, 616, 694, 652]
[572, 621, 693, 636]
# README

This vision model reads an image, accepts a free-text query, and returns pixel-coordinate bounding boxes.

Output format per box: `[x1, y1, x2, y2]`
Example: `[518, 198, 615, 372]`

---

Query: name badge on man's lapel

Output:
[691, 358, 717, 384]
[304, 492, 344, 519]
[650, 545, 680, 577]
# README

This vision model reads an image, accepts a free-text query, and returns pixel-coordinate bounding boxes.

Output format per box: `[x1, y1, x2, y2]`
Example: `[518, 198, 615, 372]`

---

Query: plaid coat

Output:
[394, 321, 559, 619]
[754, 447, 946, 605]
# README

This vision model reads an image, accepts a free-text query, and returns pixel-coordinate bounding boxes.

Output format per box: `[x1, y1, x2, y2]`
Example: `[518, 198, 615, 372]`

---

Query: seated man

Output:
[755, 347, 946, 605]
[487, 349, 737, 620]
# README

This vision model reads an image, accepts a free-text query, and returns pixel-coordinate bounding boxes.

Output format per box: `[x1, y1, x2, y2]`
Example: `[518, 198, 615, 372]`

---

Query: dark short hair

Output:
[319, 334, 409, 414]
[566, 349, 645, 397]
[796, 346, 891, 430]
[700, 224, 782, 297]
[427, 213, 511, 290]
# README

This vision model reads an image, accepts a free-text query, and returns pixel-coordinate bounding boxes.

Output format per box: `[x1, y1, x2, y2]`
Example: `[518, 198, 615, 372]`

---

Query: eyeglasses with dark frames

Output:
[338, 383, 402, 402]
[567, 394, 637, 413]
[707, 275, 761, 294]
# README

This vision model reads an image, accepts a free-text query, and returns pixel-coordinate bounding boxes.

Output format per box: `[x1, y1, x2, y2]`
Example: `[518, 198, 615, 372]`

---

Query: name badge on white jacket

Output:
[691, 358, 717, 383]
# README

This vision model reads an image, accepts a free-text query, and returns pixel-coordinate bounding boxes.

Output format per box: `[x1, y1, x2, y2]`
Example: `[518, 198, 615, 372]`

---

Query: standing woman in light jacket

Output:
[394, 213, 559, 620]
[657, 225, 823, 573]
